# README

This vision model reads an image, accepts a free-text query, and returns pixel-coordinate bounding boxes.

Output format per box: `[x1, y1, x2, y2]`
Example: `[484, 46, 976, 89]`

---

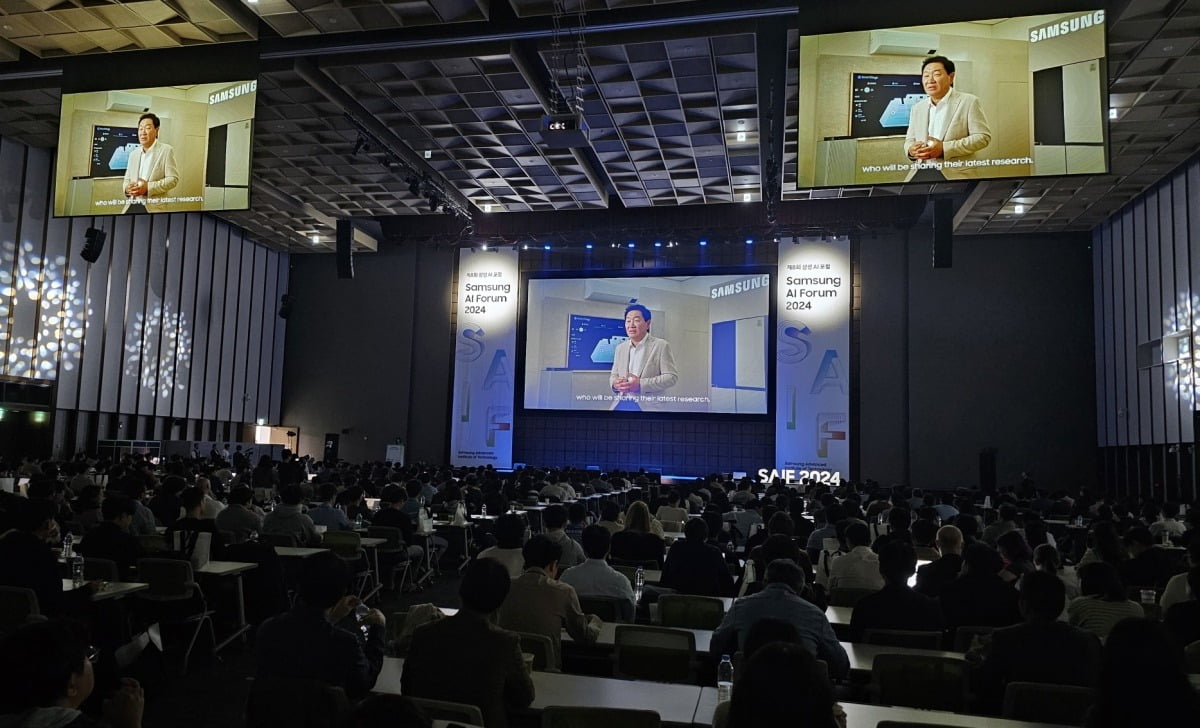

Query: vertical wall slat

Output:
[243, 244, 265, 424]
[98, 217, 133, 413]
[203, 219, 228, 422]
[119, 217, 152, 414]
[189, 216, 216, 419]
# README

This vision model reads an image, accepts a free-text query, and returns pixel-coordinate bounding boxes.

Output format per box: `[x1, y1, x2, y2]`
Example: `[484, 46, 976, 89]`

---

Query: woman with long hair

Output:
[609, 500, 665, 567]
[1067, 561, 1143, 641]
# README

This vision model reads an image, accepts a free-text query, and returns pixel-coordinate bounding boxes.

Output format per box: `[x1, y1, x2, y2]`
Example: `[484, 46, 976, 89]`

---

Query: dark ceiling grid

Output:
[558, 32, 760, 210]
[320, 50, 606, 214]
[250, 0, 489, 38]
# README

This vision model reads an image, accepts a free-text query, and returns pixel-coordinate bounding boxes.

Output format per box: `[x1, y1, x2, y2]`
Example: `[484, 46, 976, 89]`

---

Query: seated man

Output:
[541, 504, 586, 570]
[307, 483, 353, 531]
[77, 495, 142, 579]
[369, 484, 428, 583]
[0, 499, 95, 617]
[262, 484, 321, 546]
[655, 490, 688, 525]
[915, 525, 964, 598]
[970, 571, 1102, 714]
[255, 551, 386, 699]
[560, 525, 636, 621]
[403, 559, 534, 728]
[497, 534, 600, 666]
[940, 543, 1021, 634]
[1120, 526, 1175, 591]
[827, 521, 884, 592]
[165, 487, 220, 560]
[215, 486, 264, 545]
[711, 559, 849, 679]
[849, 541, 944, 642]
[0, 620, 144, 728]
[477, 513, 527, 578]
[660, 517, 735, 597]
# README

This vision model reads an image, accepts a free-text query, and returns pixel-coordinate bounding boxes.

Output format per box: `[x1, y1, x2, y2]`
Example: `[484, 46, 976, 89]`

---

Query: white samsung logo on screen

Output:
[209, 80, 258, 105]
[1029, 10, 1105, 43]
[710, 275, 770, 300]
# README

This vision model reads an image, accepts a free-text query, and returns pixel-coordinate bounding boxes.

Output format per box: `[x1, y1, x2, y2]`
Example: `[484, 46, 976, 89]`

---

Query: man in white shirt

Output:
[559, 525, 636, 621]
[122, 112, 179, 213]
[904, 55, 991, 181]
[196, 476, 226, 520]
[542, 504, 586, 569]
[609, 304, 677, 411]
[827, 522, 884, 592]
[1149, 502, 1188, 542]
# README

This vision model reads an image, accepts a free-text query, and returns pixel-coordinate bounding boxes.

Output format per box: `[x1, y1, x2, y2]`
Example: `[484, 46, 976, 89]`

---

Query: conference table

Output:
[692, 689, 1073, 728]
[274, 546, 328, 558]
[196, 559, 259, 652]
[62, 579, 148, 601]
[374, 657, 703, 727]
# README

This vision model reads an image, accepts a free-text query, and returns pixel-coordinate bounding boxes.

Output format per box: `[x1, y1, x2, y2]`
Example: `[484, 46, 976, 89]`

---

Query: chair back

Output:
[876, 723, 970, 728]
[245, 675, 348, 728]
[862, 629, 944, 650]
[1002, 681, 1095, 725]
[951, 624, 995, 652]
[0, 586, 44, 634]
[84, 557, 119, 582]
[661, 520, 683, 533]
[135, 558, 197, 601]
[827, 586, 876, 607]
[136, 533, 168, 553]
[260, 532, 297, 548]
[579, 596, 630, 623]
[711, 699, 729, 728]
[407, 697, 484, 726]
[915, 546, 941, 561]
[1186, 639, 1200, 674]
[517, 631, 559, 671]
[658, 594, 725, 630]
[366, 526, 405, 553]
[613, 565, 638, 589]
[871, 654, 967, 712]
[321, 530, 363, 558]
[542, 705, 661, 728]
[613, 625, 695, 683]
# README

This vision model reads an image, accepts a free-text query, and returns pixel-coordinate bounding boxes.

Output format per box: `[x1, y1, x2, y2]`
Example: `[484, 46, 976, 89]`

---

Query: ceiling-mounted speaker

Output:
[80, 227, 106, 263]
[336, 220, 354, 279]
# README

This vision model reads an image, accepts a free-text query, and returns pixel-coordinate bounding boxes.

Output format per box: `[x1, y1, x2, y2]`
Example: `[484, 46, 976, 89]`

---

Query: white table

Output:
[693, 689, 1072, 728]
[196, 560, 259, 652]
[358, 536, 387, 599]
[373, 657, 702, 727]
[565, 623, 714, 654]
[825, 605, 852, 626]
[62, 579, 149, 601]
[274, 546, 328, 558]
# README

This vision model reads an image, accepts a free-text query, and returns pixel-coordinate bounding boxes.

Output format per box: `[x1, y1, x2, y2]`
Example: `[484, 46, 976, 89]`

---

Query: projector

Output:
[539, 111, 590, 149]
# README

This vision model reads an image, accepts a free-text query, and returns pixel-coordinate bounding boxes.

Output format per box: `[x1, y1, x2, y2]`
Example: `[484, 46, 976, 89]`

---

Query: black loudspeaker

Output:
[80, 227, 106, 263]
[979, 449, 997, 494]
[278, 294, 295, 319]
[323, 433, 340, 463]
[932, 198, 953, 269]
[336, 220, 354, 279]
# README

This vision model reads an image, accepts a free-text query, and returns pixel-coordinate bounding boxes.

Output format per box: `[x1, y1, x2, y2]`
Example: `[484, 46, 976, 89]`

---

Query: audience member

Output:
[939, 543, 1021, 633]
[712, 559, 849, 678]
[76, 495, 142, 579]
[541, 504, 586, 569]
[969, 571, 1101, 713]
[1164, 566, 1200, 649]
[497, 534, 600, 666]
[0, 620, 144, 728]
[255, 551, 386, 699]
[609, 501, 665, 567]
[195, 476, 225, 520]
[1086, 619, 1200, 727]
[214, 486, 264, 546]
[660, 517, 735, 597]
[655, 491, 688, 524]
[559, 525, 636, 621]
[262, 485, 321, 546]
[914, 525, 963, 598]
[1068, 561, 1143, 641]
[0, 499, 94, 616]
[1033, 543, 1079, 602]
[1119, 526, 1174, 591]
[596, 500, 624, 534]
[1160, 537, 1200, 610]
[308, 483, 352, 531]
[981, 503, 1019, 546]
[849, 541, 943, 642]
[827, 522, 883, 592]
[477, 513, 528, 578]
[997, 530, 1035, 584]
[727, 642, 845, 728]
[403, 558, 534, 728]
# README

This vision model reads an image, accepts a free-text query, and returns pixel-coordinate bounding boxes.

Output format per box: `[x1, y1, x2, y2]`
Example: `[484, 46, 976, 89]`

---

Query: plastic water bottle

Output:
[354, 513, 364, 530]
[634, 566, 645, 604]
[62, 533, 74, 559]
[717, 654, 734, 702]
[70, 555, 85, 588]
[482, 503, 488, 517]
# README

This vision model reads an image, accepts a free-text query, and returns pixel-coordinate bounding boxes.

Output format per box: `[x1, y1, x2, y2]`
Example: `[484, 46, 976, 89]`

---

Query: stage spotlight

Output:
[699, 239, 708, 247]
[627, 241, 635, 248]
[585, 242, 593, 249]
[80, 227, 106, 263]
[543, 244, 551, 251]
[654, 241, 662, 248]
[745, 238, 754, 245]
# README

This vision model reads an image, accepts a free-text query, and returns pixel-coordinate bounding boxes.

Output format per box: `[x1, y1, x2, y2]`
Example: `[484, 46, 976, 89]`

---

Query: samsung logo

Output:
[710, 275, 770, 300]
[209, 80, 258, 105]
[1029, 10, 1105, 43]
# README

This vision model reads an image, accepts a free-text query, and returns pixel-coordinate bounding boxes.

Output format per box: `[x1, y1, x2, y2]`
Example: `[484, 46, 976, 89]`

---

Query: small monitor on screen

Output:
[90, 126, 140, 177]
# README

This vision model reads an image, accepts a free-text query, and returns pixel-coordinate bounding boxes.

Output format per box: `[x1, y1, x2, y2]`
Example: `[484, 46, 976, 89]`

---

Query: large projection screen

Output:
[796, 10, 1107, 188]
[524, 274, 771, 414]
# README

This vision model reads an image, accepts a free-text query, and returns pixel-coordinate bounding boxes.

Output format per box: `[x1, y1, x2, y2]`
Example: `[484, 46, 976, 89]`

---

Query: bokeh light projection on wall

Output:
[0, 238, 87, 379]
[124, 301, 194, 399]
[1164, 292, 1200, 406]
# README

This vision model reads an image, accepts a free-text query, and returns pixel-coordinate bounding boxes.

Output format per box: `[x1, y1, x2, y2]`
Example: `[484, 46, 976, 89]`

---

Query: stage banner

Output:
[450, 248, 518, 468]
[775, 237, 851, 483]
